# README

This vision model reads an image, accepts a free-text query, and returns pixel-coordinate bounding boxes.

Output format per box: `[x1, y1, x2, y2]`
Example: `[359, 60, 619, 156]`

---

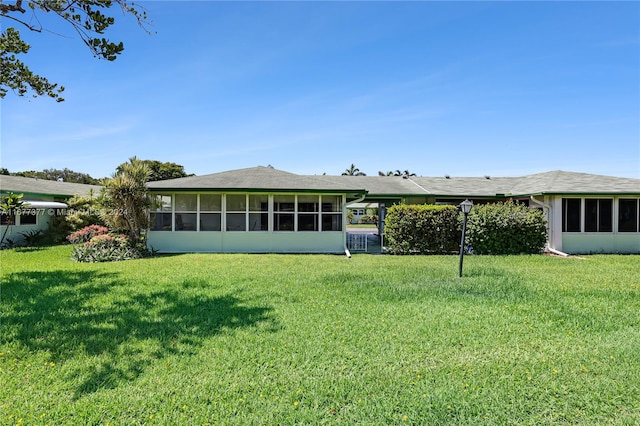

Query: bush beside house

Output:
[384, 201, 548, 255]
[465, 201, 548, 255]
[46, 193, 107, 244]
[67, 224, 149, 262]
[384, 205, 459, 254]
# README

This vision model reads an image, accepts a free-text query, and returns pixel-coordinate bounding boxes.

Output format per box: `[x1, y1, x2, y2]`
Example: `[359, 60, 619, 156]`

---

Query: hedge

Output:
[384, 204, 459, 254]
[383, 201, 548, 255]
[465, 201, 548, 255]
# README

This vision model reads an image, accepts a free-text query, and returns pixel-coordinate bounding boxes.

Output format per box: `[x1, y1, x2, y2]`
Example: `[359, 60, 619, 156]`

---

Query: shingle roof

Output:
[146, 168, 640, 198]
[319, 171, 639, 197]
[0, 175, 102, 198]
[411, 176, 519, 197]
[507, 170, 640, 195]
[147, 166, 367, 194]
[316, 175, 420, 196]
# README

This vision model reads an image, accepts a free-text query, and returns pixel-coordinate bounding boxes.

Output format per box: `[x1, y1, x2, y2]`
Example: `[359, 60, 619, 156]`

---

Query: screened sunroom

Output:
[145, 167, 367, 253]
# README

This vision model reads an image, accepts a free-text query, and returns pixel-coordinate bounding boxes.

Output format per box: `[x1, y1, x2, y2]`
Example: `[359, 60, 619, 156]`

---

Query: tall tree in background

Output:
[101, 157, 150, 242]
[1, 0, 150, 101]
[12, 168, 101, 184]
[116, 158, 192, 182]
[378, 170, 417, 177]
[342, 164, 366, 176]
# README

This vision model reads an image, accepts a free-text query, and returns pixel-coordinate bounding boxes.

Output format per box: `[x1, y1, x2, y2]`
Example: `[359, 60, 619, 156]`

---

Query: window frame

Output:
[148, 192, 346, 233]
[562, 197, 640, 234]
[174, 193, 197, 231]
[199, 193, 222, 232]
[150, 194, 173, 231]
[584, 198, 613, 233]
[618, 198, 639, 233]
[562, 198, 582, 232]
[17, 209, 38, 225]
[248, 194, 269, 232]
[297, 195, 320, 232]
[225, 194, 248, 232]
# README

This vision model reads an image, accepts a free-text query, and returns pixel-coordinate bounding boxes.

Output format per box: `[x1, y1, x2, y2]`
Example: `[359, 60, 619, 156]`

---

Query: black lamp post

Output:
[458, 199, 473, 278]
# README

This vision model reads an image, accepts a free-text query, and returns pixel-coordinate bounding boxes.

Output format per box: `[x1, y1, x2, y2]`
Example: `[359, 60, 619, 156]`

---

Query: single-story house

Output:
[147, 167, 639, 255]
[146, 167, 367, 254]
[0, 175, 102, 245]
[320, 170, 640, 254]
[4, 168, 636, 254]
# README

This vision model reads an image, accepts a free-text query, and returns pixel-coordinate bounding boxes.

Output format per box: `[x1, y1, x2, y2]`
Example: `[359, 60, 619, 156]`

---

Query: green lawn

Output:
[1, 246, 639, 425]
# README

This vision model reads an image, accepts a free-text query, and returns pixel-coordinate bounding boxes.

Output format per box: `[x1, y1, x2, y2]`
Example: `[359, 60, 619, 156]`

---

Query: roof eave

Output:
[147, 187, 367, 194]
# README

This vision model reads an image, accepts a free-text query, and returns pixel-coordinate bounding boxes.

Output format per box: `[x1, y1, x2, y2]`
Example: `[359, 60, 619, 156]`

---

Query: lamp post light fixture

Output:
[458, 199, 474, 278]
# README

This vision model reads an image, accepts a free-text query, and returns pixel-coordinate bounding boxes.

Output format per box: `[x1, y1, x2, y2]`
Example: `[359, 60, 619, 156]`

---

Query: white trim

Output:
[23, 200, 68, 209]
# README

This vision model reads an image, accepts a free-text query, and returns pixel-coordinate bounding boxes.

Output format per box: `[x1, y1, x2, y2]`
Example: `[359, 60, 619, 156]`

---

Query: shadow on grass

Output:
[1, 270, 276, 398]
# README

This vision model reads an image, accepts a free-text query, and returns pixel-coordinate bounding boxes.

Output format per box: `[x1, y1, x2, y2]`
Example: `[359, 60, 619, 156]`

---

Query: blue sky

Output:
[2, 1, 639, 179]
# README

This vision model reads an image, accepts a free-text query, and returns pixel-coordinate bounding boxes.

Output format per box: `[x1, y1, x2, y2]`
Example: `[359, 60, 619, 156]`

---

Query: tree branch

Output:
[0, 0, 26, 14]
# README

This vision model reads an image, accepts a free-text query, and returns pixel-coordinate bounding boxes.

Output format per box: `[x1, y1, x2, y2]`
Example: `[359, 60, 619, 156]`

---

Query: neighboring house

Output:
[347, 202, 379, 224]
[0, 175, 102, 245]
[147, 168, 639, 255]
[321, 170, 640, 254]
[146, 167, 367, 254]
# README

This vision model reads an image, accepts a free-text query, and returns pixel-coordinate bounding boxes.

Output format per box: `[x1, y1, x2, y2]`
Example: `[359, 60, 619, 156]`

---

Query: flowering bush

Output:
[66, 225, 109, 244]
[68, 225, 148, 262]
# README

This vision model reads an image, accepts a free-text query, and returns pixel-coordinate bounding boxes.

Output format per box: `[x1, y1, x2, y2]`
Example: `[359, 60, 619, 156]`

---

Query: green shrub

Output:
[384, 204, 459, 254]
[45, 194, 106, 243]
[465, 201, 547, 255]
[19, 229, 46, 247]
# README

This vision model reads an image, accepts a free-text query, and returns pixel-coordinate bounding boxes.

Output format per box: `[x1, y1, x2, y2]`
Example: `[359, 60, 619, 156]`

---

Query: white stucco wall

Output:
[0, 212, 52, 246]
[146, 230, 346, 254]
[562, 233, 640, 254]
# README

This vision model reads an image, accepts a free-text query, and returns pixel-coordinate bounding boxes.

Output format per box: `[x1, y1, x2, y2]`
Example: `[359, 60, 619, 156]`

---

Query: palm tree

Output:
[342, 164, 366, 176]
[378, 169, 417, 177]
[100, 157, 151, 242]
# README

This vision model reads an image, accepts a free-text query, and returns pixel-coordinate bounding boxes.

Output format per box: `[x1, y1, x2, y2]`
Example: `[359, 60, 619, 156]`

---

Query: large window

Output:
[584, 199, 612, 232]
[619, 199, 639, 232]
[149, 193, 345, 233]
[0, 210, 36, 225]
[322, 195, 343, 231]
[562, 199, 581, 232]
[274, 195, 294, 231]
[249, 195, 268, 231]
[175, 194, 197, 231]
[150, 195, 172, 231]
[298, 195, 319, 231]
[18, 209, 38, 225]
[563, 198, 638, 234]
[200, 194, 221, 231]
[226, 194, 246, 231]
